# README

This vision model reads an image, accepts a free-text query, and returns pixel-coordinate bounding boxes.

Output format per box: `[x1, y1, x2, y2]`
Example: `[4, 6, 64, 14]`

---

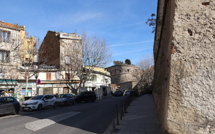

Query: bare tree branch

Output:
[61, 32, 112, 94]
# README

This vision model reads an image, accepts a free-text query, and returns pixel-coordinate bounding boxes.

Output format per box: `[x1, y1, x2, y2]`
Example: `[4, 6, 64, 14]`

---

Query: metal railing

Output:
[111, 96, 134, 133]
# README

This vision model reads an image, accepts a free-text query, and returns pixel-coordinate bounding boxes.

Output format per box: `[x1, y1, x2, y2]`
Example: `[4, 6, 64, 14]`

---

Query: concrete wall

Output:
[153, 0, 215, 134]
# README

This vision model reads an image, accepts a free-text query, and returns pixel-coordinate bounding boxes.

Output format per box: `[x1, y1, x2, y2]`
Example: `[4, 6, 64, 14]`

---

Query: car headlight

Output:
[30, 102, 38, 105]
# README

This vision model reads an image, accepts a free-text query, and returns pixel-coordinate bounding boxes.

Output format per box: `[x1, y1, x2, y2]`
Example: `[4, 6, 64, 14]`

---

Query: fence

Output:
[111, 96, 134, 133]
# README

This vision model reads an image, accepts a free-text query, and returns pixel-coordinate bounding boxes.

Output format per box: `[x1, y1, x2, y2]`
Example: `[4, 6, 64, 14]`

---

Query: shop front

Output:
[37, 80, 80, 95]
[0, 79, 17, 97]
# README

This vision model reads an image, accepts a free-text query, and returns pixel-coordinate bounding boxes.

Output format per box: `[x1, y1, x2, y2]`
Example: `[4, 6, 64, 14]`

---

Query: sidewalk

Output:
[105, 95, 162, 134]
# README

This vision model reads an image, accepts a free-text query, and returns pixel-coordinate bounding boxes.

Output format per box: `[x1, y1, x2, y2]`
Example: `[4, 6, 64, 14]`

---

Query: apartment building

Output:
[0, 21, 25, 96]
[37, 31, 82, 94]
[0, 21, 37, 99]
[84, 66, 111, 98]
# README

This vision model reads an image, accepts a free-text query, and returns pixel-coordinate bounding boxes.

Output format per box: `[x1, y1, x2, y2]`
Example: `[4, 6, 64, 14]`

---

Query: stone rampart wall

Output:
[153, 0, 215, 133]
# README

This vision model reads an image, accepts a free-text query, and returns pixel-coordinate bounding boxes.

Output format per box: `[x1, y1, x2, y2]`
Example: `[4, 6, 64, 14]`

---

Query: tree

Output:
[113, 61, 124, 65]
[62, 32, 112, 94]
[136, 56, 154, 92]
[125, 59, 131, 65]
[146, 13, 156, 33]
[18, 36, 40, 96]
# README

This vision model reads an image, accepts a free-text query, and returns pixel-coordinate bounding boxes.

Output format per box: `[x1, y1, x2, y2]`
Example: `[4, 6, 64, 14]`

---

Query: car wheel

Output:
[37, 104, 42, 111]
[64, 101, 69, 106]
[53, 102, 57, 108]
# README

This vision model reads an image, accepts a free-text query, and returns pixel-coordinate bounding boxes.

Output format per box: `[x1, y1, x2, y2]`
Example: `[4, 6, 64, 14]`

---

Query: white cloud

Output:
[48, 11, 104, 27]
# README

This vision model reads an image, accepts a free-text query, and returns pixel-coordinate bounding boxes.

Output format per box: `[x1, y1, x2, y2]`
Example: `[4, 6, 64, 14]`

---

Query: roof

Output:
[0, 21, 25, 31]
[106, 64, 140, 70]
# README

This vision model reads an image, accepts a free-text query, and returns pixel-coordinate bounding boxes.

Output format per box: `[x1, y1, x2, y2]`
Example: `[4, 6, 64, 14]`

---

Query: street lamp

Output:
[34, 55, 39, 95]
[35, 72, 39, 95]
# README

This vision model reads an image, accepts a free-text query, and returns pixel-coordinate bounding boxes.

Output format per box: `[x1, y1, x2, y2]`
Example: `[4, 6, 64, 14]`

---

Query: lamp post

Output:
[34, 55, 39, 95]
[35, 72, 38, 95]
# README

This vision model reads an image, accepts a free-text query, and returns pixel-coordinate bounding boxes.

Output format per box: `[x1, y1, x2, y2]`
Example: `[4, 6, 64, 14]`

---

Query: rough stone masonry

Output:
[153, 0, 215, 134]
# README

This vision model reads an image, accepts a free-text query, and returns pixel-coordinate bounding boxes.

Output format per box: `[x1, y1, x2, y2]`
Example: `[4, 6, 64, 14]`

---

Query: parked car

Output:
[113, 90, 123, 96]
[129, 90, 139, 97]
[142, 87, 152, 95]
[56, 94, 76, 106]
[75, 91, 96, 103]
[0, 97, 20, 115]
[21, 95, 57, 111]
[123, 90, 131, 96]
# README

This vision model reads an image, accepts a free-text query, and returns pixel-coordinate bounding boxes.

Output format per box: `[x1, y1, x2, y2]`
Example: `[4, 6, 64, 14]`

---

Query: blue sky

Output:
[0, 0, 157, 67]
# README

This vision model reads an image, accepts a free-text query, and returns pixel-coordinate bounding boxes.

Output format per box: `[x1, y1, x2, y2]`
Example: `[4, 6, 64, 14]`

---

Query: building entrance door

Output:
[63, 87, 69, 94]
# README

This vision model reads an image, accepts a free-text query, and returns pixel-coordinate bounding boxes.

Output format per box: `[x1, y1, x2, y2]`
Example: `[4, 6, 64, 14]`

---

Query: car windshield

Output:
[125, 91, 131, 94]
[59, 94, 67, 98]
[115, 91, 121, 94]
[29, 95, 44, 100]
[0, 97, 6, 103]
[77, 93, 83, 96]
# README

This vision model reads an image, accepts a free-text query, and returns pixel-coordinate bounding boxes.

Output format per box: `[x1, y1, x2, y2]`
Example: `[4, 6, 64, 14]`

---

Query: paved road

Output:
[0, 96, 125, 134]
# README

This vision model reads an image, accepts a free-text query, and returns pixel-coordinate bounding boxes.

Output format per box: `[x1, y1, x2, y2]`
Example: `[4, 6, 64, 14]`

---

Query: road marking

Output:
[25, 112, 80, 131]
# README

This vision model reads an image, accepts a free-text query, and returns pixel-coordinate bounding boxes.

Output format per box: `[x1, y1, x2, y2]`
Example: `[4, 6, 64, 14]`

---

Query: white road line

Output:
[25, 112, 80, 131]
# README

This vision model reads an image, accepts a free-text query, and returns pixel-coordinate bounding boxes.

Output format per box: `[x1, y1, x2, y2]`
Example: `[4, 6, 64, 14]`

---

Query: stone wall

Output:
[153, 0, 215, 134]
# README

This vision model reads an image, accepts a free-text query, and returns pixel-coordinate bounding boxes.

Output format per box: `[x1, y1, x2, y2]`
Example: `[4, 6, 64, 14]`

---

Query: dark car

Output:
[142, 88, 152, 95]
[0, 97, 20, 115]
[75, 91, 96, 103]
[56, 94, 76, 105]
[113, 90, 123, 96]
[129, 90, 139, 97]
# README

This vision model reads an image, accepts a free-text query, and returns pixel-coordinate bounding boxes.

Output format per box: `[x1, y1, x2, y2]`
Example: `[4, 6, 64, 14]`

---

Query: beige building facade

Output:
[153, 0, 215, 134]
[0, 21, 25, 80]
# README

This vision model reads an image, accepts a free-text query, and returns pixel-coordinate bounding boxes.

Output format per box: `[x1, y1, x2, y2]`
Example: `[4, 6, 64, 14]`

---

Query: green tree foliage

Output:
[125, 59, 131, 65]
[113, 60, 124, 65]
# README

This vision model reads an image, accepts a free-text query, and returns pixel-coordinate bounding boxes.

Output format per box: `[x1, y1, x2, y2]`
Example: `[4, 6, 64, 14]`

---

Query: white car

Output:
[21, 95, 57, 111]
[56, 94, 76, 105]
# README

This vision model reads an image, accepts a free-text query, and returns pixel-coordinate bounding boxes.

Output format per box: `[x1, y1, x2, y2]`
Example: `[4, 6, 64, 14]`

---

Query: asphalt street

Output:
[0, 96, 125, 134]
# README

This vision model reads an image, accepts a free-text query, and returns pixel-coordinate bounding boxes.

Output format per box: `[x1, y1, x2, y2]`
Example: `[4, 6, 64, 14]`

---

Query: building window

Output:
[65, 73, 71, 80]
[46, 72, 51, 80]
[0, 50, 10, 63]
[73, 43, 78, 50]
[88, 75, 97, 81]
[0, 30, 10, 43]
[65, 56, 70, 65]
